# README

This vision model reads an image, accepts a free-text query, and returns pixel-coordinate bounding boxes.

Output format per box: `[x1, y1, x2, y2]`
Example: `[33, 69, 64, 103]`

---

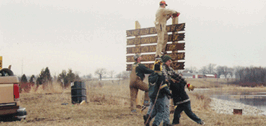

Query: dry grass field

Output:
[1, 78, 266, 126]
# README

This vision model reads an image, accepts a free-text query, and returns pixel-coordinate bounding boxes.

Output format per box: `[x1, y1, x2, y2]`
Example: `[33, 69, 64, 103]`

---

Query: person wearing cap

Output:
[155, 1, 180, 57]
[129, 54, 154, 113]
[143, 59, 172, 126]
[161, 55, 205, 125]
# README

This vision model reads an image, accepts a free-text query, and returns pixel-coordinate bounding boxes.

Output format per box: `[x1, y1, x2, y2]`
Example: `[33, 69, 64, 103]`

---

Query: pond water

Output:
[194, 89, 266, 115]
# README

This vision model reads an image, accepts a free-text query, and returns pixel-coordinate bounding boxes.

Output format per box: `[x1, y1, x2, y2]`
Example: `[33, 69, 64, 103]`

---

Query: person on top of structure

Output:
[143, 59, 172, 126]
[155, 0, 180, 58]
[129, 53, 154, 113]
[161, 55, 205, 126]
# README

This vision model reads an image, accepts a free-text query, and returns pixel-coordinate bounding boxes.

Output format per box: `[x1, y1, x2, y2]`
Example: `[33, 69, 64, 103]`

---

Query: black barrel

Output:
[71, 81, 87, 104]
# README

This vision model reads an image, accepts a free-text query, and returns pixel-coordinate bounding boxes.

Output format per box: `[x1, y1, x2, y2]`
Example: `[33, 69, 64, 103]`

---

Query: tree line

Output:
[93, 68, 130, 80]
[20, 64, 266, 86]
[20, 67, 80, 87]
[19, 67, 130, 87]
[186, 63, 266, 85]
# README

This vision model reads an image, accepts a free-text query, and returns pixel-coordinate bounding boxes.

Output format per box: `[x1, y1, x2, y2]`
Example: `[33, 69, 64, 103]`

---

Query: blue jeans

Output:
[147, 96, 170, 126]
[172, 101, 202, 124]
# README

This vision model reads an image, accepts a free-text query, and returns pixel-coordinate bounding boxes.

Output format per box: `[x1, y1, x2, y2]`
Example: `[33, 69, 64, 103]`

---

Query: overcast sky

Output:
[0, 0, 266, 77]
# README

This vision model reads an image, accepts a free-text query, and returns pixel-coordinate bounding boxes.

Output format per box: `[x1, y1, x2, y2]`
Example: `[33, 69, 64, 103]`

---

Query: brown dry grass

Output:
[1, 79, 266, 126]
[188, 78, 266, 93]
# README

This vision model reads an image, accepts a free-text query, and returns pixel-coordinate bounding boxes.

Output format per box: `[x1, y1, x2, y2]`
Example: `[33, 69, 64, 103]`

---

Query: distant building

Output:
[219, 74, 235, 78]
[193, 73, 204, 78]
[182, 73, 194, 78]
[204, 74, 217, 78]
[192, 73, 217, 78]
[180, 71, 217, 79]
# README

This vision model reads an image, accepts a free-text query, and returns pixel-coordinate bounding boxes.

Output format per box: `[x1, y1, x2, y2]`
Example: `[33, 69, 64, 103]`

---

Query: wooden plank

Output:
[126, 23, 185, 37]
[126, 62, 185, 71]
[0, 56, 2, 69]
[127, 33, 185, 45]
[126, 43, 185, 54]
[126, 52, 185, 62]
[168, 53, 185, 61]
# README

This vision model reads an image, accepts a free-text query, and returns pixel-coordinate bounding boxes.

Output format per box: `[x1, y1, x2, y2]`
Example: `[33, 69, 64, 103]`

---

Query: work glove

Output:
[187, 84, 194, 91]
[172, 12, 180, 18]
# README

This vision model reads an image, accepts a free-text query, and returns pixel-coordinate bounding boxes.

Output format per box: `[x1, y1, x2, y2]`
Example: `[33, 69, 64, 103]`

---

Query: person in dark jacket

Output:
[143, 59, 172, 126]
[130, 53, 154, 113]
[161, 55, 205, 126]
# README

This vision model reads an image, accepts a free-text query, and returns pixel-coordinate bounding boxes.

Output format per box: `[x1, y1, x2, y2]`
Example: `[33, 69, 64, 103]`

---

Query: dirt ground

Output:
[1, 79, 266, 126]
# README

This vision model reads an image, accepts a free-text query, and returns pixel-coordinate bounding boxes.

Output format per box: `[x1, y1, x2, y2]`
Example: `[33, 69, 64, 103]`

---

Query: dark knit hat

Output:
[162, 55, 172, 63]
[134, 53, 141, 61]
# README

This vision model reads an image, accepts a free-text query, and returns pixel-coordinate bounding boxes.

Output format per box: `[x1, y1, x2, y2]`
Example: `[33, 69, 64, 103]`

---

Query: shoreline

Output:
[210, 97, 265, 116]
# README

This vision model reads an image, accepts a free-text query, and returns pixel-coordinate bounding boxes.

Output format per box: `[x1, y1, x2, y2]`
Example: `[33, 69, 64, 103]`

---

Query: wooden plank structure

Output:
[126, 23, 185, 37]
[126, 19, 186, 71]
[126, 62, 185, 71]
[127, 33, 185, 45]
[126, 52, 185, 62]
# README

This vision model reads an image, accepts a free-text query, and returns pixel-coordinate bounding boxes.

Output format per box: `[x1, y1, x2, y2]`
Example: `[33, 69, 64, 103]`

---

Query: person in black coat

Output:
[161, 55, 205, 125]
[144, 59, 172, 126]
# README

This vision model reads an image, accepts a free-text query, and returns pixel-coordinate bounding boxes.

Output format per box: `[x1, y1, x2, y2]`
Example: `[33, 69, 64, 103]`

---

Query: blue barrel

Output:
[71, 81, 87, 104]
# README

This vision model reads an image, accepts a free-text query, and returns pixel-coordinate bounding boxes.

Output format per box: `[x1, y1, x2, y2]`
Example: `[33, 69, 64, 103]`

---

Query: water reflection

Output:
[193, 89, 266, 115]
[213, 93, 266, 115]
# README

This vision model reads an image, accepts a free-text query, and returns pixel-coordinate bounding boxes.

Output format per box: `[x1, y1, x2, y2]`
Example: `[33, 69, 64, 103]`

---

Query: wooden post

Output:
[170, 17, 179, 113]
[172, 17, 179, 60]
[233, 109, 242, 115]
[172, 16, 178, 24]
[0, 56, 2, 69]
[135, 21, 143, 108]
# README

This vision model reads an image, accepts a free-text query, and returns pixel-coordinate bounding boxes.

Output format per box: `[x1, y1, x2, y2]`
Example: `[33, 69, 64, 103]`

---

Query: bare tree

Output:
[121, 71, 130, 79]
[207, 63, 216, 74]
[109, 70, 115, 78]
[185, 66, 197, 73]
[237, 66, 266, 84]
[84, 74, 92, 79]
[199, 66, 208, 75]
[216, 66, 233, 78]
[216, 66, 222, 78]
[227, 68, 234, 78]
[95, 68, 107, 80]
[116, 71, 130, 80]
[116, 72, 122, 80]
